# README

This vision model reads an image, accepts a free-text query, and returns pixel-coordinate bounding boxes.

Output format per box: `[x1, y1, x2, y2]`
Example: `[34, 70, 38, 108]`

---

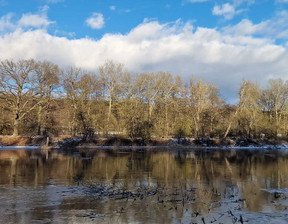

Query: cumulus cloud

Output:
[85, 13, 105, 29]
[18, 13, 53, 28]
[0, 19, 288, 101]
[212, 0, 255, 20]
[0, 6, 54, 32]
[0, 13, 15, 32]
[223, 10, 288, 39]
[212, 3, 237, 20]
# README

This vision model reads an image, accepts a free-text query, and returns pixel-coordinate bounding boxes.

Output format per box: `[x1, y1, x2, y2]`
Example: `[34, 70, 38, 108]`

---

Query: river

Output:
[0, 148, 288, 223]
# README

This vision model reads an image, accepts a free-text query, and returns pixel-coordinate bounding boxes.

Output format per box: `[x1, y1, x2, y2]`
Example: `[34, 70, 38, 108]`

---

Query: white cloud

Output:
[0, 19, 287, 100]
[109, 5, 116, 11]
[223, 10, 288, 39]
[0, 13, 15, 32]
[85, 13, 105, 29]
[212, 0, 255, 20]
[0, 8, 54, 32]
[222, 19, 267, 35]
[276, 0, 288, 3]
[212, 3, 236, 20]
[18, 13, 53, 28]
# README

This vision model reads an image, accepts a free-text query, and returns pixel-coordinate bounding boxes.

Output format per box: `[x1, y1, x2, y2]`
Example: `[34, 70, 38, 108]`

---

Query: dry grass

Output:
[0, 135, 30, 146]
[0, 135, 73, 146]
[0, 135, 46, 146]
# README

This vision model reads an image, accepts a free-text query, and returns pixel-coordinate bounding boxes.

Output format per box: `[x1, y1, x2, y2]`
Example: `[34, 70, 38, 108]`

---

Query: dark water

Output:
[0, 148, 288, 224]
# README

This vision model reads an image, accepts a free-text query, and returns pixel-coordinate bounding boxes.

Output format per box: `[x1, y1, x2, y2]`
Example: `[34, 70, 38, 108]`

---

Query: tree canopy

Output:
[0, 59, 287, 140]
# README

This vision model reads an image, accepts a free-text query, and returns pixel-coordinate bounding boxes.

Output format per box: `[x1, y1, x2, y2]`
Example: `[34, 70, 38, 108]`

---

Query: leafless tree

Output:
[0, 59, 39, 136]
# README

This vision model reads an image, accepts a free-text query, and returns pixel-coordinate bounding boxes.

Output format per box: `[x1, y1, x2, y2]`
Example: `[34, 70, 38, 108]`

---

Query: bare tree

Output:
[63, 67, 99, 137]
[134, 73, 163, 122]
[62, 67, 83, 136]
[0, 59, 39, 136]
[189, 78, 214, 138]
[201, 84, 225, 137]
[237, 80, 261, 138]
[34, 61, 60, 135]
[154, 72, 182, 137]
[259, 79, 288, 136]
[98, 61, 129, 134]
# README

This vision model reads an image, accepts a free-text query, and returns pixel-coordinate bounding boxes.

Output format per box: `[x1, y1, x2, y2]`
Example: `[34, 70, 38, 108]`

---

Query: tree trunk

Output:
[37, 104, 43, 136]
[108, 95, 112, 122]
[165, 103, 168, 138]
[13, 114, 19, 136]
[148, 101, 153, 122]
[193, 113, 200, 139]
[223, 109, 238, 139]
[210, 116, 214, 137]
[104, 95, 113, 136]
[275, 109, 280, 136]
[223, 122, 232, 139]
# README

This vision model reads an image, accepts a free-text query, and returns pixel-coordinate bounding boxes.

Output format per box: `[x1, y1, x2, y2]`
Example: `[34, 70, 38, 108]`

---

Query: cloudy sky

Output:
[0, 0, 288, 101]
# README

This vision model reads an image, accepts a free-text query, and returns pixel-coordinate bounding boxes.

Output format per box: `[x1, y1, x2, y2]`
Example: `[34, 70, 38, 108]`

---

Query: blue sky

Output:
[0, 0, 288, 101]
[1, 0, 286, 39]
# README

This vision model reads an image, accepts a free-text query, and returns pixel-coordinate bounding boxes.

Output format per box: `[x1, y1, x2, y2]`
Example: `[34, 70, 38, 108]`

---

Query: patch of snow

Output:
[0, 146, 40, 150]
[261, 188, 288, 195]
[204, 144, 288, 151]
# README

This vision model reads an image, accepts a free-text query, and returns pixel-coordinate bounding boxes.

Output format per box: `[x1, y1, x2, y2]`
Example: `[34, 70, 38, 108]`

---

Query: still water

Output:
[0, 148, 288, 224]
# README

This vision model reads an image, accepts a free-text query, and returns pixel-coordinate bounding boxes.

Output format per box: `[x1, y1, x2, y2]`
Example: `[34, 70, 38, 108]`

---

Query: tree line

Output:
[0, 59, 287, 140]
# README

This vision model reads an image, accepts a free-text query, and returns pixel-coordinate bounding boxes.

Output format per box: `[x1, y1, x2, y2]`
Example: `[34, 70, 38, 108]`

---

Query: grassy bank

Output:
[58, 136, 288, 149]
[1, 135, 287, 149]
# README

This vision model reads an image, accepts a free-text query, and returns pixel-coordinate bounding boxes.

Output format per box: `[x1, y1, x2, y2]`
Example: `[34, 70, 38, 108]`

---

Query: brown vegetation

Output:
[0, 59, 288, 144]
[0, 135, 46, 146]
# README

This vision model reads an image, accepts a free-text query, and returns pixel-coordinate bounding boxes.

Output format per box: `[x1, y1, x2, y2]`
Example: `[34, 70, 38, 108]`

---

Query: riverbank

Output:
[56, 135, 288, 149]
[1, 135, 287, 150]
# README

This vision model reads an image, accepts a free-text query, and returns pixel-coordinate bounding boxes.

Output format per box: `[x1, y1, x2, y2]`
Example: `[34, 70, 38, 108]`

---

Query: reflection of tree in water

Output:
[1, 149, 288, 223]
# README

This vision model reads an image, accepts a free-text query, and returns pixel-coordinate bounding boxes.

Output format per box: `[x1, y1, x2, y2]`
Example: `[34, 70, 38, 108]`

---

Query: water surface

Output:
[0, 148, 288, 223]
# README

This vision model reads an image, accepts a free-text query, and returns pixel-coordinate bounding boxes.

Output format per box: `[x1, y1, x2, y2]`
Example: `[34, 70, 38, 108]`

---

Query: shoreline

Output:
[1, 144, 288, 151]
[1, 135, 288, 151]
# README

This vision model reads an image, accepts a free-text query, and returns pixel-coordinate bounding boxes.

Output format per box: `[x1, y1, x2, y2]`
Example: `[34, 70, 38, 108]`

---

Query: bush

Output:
[127, 119, 153, 142]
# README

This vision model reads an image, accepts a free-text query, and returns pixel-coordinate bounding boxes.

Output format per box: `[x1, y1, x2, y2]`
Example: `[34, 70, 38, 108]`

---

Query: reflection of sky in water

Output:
[0, 148, 288, 223]
[135, 179, 157, 188]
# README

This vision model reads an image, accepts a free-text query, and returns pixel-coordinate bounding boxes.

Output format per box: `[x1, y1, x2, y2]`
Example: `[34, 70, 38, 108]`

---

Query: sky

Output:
[0, 0, 288, 102]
